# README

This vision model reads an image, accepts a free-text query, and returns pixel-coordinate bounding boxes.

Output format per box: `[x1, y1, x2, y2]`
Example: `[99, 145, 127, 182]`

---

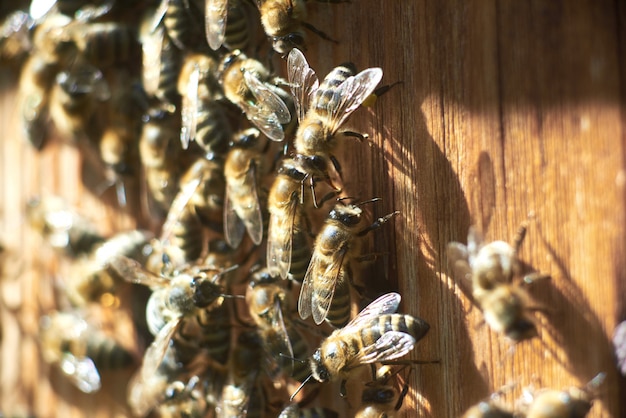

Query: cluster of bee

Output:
[0, 0, 610, 417]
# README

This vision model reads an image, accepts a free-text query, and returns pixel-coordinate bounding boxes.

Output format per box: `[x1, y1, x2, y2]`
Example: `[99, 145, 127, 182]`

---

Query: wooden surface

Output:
[1, 0, 625, 417]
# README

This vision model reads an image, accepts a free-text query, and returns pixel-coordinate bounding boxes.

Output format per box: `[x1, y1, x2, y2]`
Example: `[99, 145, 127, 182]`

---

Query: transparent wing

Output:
[128, 318, 182, 417]
[108, 254, 169, 287]
[325, 68, 383, 135]
[205, 0, 228, 50]
[243, 71, 290, 141]
[241, 162, 264, 245]
[180, 63, 199, 149]
[266, 199, 299, 279]
[262, 300, 294, 375]
[344, 292, 401, 330]
[160, 173, 202, 244]
[356, 331, 416, 364]
[59, 353, 102, 393]
[223, 183, 245, 249]
[150, 0, 169, 32]
[287, 48, 319, 123]
[446, 242, 472, 282]
[141, 25, 164, 98]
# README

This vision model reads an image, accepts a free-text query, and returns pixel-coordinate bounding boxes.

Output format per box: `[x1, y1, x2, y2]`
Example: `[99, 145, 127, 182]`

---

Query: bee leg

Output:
[301, 21, 339, 44]
[512, 221, 529, 253]
[339, 379, 348, 398]
[521, 272, 551, 285]
[341, 130, 368, 141]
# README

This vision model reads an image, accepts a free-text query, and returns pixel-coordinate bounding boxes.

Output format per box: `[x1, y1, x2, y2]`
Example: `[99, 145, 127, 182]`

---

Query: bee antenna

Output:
[356, 197, 382, 207]
[290, 374, 313, 401]
[278, 353, 307, 364]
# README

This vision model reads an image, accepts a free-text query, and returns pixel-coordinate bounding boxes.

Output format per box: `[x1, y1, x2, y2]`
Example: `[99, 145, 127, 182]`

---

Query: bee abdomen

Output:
[81, 24, 140, 68]
[195, 102, 232, 155]
[361, 314, 430, 346]
[156, 34, 183, 104]
[288, 227, 311, 283]
[86, 338, 134, 369]
[164, 0, 206, 51]
[321, 277, 351, 328]
[223, 5, 250, 51]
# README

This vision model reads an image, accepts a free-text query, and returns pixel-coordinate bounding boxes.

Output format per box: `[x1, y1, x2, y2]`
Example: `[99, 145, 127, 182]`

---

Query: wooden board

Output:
[1, 0, 625, 417]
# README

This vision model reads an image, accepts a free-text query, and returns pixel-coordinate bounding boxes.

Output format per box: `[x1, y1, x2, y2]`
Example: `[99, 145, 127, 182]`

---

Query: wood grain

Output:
[1, 0, 625, 417]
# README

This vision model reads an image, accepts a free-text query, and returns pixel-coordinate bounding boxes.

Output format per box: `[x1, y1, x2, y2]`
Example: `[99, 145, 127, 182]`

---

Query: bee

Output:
[128, 319, 225, 417]
[217, 331, 266, 418]
[48, 63, 110, 143]
[66, 229, 153, 306]
[266, 157, 314, 281]
[355, 365, 410, 418]
[39, 310, 135, 393]
[287, 48, 383, 194]
[205, 0, 253, 51]
[219, 49, 292, 141]
[279, 403, 338, 418]
[246, 268, 310, 381]
[177, 52, 232, 154]
[446, 223, 548, 342]
[224, 128, 271, 248]
[294, 292, 430, 398]
[519, 374, 605, 418]
[140, 9, 183, 107]
[298, 199, 398, 328]
[25, 195, 105, 257]
[139, 106, 184, 219]
[148, 155, 226, 270]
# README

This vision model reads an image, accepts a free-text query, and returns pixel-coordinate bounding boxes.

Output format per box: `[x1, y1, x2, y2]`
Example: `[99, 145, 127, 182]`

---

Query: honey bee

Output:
[293, 292, 429, 398]
[39, 310, 135, 393]
[219, 49, 292, 141]
[48, 63, 110, 143]
[25, 195, 105, 256]
[139, 105, 184, 219]
[519, 374, 605, 418]
[446, 223, 548, 342]
[217, 331, 266, 418]
[355, 365, 410, 418]
[278, 403, 338, 418]
[461, 399, 514, 418]
[205, 0, 252, 51]
[177, 52, 232, 154]
[287, 48, 383, 194]
[246, 268, 310, 381]
[266, 157, 314, 280]
[224, 128, 271, 248]
[140, 9, 183, 107]
[66, 229, 153, 306]
[298, 200, 398, 328]
[148, 155, 226, 269]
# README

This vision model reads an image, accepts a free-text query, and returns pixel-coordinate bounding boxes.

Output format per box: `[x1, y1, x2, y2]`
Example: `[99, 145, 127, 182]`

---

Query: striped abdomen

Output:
[312, 63, 357, 116]
[359, 314, 430, 347]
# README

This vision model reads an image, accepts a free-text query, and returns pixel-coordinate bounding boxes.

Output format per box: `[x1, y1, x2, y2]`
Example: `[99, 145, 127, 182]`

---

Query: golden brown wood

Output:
[1, 0, 625, 417]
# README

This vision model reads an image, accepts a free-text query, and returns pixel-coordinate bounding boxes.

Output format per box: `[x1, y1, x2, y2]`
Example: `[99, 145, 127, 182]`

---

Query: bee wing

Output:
[446, 242, 472, 283]
[266, 199, 299, 279]
[59, 352, 102, 393]
[108, 254, 170, 287]
[129, 318, 182, 416]
[160, 174, 202, 243]
[180, 64, 199, 149]
[326, 68, 383, 134]
[205, 0, 228, 50]
[240, 162, 264, 245]
[223, 183, 245, 249]
[141, 25, 164, 97]
[271, 298, 295, 371]
[287, 48, 319, 123]
[300, 246, 348, 325]
[150, 0, 169, 32]
[344, 292, 401, 329]
[357, 331, 416, 364]
[242, 71, 290, 141]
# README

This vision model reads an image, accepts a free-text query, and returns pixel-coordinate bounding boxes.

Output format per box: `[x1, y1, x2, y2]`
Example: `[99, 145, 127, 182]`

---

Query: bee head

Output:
[218, 50, 243, 77]
[506, 318, 537, 342]
[329, 203, 362, 227]
[310, 350, 330, 382]
[272, 32, 306, 56]
[192, 279, 222, 308]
